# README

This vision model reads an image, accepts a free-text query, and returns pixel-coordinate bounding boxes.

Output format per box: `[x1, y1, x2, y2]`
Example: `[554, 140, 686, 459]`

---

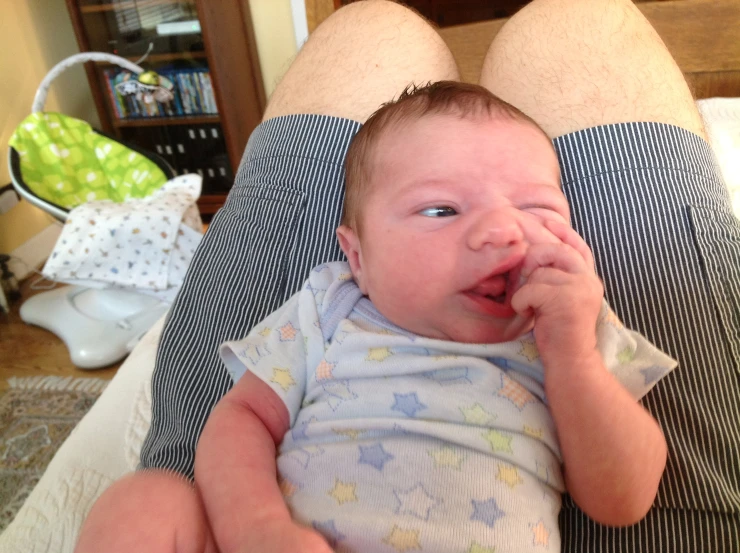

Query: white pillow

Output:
[697, 97, 740, 218]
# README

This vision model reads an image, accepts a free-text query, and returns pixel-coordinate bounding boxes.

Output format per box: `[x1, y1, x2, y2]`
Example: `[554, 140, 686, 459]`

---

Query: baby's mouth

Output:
[463, 261, 525, 315]
[468, 273, 509, 304]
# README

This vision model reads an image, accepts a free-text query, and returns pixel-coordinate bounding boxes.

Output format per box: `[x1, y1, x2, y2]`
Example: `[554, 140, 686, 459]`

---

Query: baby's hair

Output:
[342, 80, 550, 234]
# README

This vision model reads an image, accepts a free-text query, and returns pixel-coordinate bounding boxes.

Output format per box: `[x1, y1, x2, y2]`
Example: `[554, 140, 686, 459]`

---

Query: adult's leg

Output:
[480, 0, 705, 139]
[479, 1, 739, 552]
[265, 0, 458, 122]
[140, 0, 458, 479]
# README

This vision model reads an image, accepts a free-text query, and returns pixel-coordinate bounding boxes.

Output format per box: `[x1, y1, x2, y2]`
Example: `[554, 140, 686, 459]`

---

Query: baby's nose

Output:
[467, 209, 524, 250]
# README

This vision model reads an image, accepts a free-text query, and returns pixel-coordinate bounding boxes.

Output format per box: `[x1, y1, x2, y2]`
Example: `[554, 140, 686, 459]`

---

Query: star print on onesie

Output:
[220, 261, 677, 552]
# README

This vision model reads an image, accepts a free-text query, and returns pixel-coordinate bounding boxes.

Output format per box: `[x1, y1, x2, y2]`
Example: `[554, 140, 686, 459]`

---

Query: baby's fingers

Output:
[520, 242, 588, 280]
[511, 281, 554, 316]
[543, 219, 595, 270]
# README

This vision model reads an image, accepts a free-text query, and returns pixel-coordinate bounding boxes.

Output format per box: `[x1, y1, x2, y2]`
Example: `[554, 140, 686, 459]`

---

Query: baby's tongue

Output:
[471, 275, 507, 298]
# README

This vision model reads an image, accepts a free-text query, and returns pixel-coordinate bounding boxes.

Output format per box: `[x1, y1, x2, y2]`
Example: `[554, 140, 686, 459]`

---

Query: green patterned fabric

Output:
[9, 112, 167, 208]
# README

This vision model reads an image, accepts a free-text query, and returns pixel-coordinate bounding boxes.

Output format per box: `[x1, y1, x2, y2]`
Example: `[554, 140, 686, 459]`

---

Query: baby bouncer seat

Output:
[8, 53, 178, 369]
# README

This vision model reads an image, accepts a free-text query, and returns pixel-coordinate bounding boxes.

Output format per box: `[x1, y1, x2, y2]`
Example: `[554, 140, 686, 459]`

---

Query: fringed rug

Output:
[0, 376, 108, 531]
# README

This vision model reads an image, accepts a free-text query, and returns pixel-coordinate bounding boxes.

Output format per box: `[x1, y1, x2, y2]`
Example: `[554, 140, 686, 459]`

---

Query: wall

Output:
[247, 0, 299, 97]
[0, 2, 98, 254]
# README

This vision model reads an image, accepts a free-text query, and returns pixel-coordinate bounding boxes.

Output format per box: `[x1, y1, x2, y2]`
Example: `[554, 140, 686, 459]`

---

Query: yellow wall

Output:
[247, 0, 299, 97]
[0, 2, 98, 253]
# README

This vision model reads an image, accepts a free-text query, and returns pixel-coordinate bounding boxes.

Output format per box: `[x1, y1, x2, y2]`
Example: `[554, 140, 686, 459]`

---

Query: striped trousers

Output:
[140, 115, 740, 552]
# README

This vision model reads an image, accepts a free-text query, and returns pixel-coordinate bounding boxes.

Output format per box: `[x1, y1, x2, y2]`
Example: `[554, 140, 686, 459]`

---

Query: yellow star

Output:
[338, 272, 353, 281]
[382, 525, 421, 552]
[535, 461, 550, 482]
[328, 479, 358, 505]
[332, 428, 364, 440]
[496, 464, 523, 488]
[258, 327, 271, 337]
[460, 403, 496, 425]
[523, 425, 544, 439]
[367, 347, 393, 362]
[278, 477, 298, 498]
[316, 359, 335, 381]
[431, 354, 458, 361]
[483, 429, 514, 454]
[270, 367, 296, 391]
[617, 347, 635, 364]
[428, 446, 465, 469]
[467, 543, 496, 553]
[519, 337, 540, 362]
[531, 520, 550, 547]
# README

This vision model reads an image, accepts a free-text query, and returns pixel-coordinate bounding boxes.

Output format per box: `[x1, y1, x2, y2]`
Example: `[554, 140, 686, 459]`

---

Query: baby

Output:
[76, 82, 676, 553]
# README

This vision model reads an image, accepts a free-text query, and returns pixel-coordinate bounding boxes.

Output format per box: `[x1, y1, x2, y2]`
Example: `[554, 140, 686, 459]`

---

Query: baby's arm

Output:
[512, 219, 667, 527]
[542, 346, 667, 527]
[194, 371, 333, 553]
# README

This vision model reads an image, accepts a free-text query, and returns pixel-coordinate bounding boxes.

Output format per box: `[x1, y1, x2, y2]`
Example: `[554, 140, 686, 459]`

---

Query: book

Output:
[102, 68, 218, 120]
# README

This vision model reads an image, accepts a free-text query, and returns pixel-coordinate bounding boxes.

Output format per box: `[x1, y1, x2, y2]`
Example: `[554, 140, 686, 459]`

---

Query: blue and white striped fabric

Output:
[140, 116, 739, 552]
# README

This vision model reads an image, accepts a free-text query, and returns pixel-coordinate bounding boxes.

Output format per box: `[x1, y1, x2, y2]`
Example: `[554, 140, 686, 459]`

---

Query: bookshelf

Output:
[65, 0, 266, 218]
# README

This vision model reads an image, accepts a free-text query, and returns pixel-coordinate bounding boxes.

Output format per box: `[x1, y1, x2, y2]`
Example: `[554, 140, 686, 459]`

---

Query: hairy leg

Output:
[75, 471, 216, 553]
[479, 0, 706, 139]
[264, 0, 459, 122]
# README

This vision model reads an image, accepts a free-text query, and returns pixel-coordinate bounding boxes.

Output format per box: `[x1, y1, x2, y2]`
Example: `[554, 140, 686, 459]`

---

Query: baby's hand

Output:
[242, 519, 335, 553]
[511, 219, 603, 367]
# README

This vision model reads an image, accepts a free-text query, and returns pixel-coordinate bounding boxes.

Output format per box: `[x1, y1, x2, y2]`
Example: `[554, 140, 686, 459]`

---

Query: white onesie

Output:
[221, 261, 676, 553]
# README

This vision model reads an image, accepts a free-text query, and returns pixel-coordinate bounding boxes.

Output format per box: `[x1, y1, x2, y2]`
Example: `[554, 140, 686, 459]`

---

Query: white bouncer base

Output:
[20, 285, 169, 369]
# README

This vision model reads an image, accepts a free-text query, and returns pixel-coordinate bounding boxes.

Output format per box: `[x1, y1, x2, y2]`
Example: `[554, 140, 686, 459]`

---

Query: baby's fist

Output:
[512, 220, 603, 363]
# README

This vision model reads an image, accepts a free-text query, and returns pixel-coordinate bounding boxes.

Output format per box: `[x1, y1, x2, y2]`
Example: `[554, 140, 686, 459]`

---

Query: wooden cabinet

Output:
[65, 0, 265, 218]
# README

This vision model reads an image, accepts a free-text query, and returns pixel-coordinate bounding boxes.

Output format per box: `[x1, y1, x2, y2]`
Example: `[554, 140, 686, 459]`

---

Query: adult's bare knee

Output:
[264, 0, 459, 122]
[479, 0, 705, 138]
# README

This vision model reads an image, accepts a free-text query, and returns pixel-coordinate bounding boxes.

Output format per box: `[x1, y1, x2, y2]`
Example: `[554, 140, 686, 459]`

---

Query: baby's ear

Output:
[336, 225, 366, 293]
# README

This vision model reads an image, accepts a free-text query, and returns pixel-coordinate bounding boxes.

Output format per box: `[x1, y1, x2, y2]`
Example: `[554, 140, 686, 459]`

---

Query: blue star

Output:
[640, 366, 666, 385]
[422, 367, 471, 386]
[358, 443, 394, 471]
[292, 419, 311, 441]
[313, 519, 345, 548]
[391, 392, 427, 417]
[238, 341, 271, 365]
[284, 446, 323, 469]
[471, 497, 505, 528]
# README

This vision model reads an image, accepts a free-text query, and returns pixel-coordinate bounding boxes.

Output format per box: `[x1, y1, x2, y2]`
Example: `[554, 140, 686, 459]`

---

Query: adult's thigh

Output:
[263, 0, 459, 123]
[479, 0, 706, 138]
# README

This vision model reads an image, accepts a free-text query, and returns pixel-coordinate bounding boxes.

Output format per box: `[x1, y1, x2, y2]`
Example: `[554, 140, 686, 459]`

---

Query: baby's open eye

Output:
[419, 206, 458, 217]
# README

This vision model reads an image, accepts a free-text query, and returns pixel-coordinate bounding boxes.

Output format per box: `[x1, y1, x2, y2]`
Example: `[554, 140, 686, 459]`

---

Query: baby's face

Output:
[339, 113, 569, 344]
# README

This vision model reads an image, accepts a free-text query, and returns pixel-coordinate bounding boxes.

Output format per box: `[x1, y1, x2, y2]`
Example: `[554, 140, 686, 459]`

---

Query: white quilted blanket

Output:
[1, 99, 738, 553]
[0, 317, 159, 552]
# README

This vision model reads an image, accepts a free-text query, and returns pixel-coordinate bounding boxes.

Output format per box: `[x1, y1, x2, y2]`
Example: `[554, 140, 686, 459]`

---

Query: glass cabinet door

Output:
[71, 0, 235, 208]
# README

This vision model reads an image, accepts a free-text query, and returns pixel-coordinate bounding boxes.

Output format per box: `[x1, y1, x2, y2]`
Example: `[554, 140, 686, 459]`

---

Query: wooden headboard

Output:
[306, 0, 740, 99]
